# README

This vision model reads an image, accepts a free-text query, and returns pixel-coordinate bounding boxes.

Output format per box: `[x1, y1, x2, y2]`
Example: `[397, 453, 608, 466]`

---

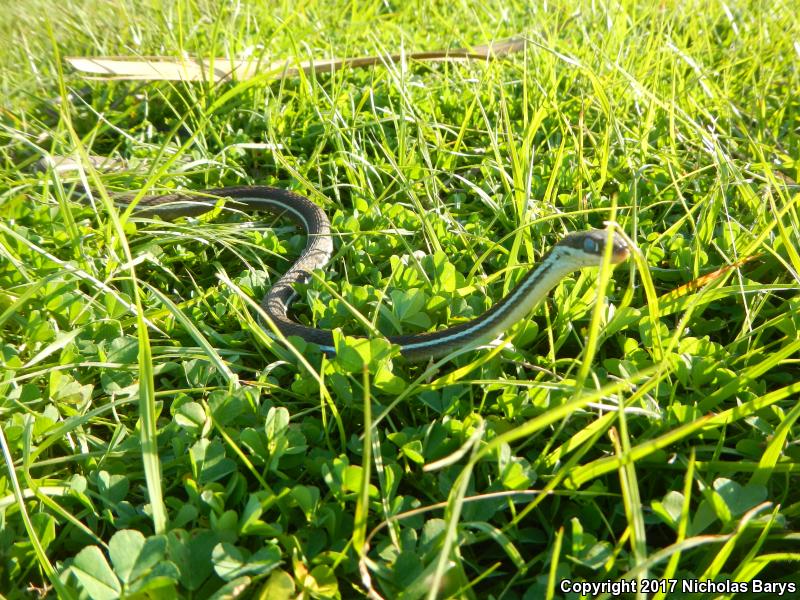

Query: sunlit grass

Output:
[1, 0, 799, 598]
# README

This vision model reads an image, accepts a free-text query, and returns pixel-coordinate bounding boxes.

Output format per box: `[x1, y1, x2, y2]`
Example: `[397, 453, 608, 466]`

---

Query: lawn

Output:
[1, 0, 799, 598]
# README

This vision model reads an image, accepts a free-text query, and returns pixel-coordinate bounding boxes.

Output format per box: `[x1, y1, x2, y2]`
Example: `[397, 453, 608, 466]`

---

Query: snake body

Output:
[103, 186, 629, 361]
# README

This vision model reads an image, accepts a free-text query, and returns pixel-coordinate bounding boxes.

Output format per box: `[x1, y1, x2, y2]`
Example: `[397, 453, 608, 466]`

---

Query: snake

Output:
[69, 184, 630, 361]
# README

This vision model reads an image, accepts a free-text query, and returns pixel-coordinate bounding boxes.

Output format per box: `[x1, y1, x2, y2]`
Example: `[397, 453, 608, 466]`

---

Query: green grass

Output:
[2, 0, 800, 598]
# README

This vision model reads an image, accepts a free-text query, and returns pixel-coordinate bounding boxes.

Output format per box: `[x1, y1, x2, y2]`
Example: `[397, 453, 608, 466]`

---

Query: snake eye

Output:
[583, 238, 599, 254]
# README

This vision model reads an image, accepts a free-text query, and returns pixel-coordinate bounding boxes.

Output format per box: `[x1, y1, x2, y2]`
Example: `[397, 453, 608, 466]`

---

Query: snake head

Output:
[556, 229, 630, 266]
